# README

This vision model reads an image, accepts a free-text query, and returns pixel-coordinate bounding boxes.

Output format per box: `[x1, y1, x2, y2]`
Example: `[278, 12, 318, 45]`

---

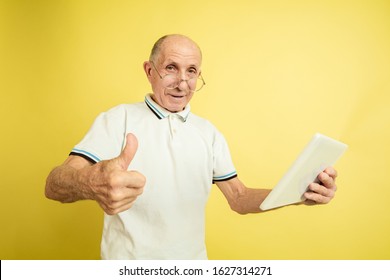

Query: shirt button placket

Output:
[168, 114, 177, 137]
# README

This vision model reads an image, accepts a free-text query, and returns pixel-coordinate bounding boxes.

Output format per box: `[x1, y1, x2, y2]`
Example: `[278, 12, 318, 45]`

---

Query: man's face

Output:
[144, 37, 202, 113]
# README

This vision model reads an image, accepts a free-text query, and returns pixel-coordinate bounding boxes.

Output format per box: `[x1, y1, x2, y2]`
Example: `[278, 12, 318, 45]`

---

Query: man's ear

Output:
[143, 61, 152, 82]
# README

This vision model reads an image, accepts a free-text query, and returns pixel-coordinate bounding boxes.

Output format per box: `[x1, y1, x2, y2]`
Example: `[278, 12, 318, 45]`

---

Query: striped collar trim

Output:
[144, 94, 190, 122]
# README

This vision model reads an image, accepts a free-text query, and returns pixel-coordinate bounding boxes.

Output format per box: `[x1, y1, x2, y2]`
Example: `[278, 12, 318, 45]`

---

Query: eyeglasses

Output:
[150, 61, 206, 92]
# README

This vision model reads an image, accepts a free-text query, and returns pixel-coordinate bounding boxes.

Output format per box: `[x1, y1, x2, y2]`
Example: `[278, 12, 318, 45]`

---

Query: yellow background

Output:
[1, 0, 389, 259]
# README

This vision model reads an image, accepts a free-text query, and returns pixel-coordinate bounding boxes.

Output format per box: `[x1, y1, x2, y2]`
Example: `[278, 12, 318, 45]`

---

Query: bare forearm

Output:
[44, 142, 146, 215]
[45, 164, 92, 203]
[216, 177, 271, 214]
[233, 187, 271, 214]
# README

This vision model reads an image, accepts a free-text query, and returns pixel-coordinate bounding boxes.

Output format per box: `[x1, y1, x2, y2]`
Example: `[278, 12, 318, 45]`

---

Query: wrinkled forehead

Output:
[157, 37, 202, 67]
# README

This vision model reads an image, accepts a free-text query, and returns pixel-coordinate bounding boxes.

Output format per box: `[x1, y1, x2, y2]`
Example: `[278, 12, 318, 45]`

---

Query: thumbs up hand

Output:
[106, 133, 139, 172]
[86, 133, 146, 215]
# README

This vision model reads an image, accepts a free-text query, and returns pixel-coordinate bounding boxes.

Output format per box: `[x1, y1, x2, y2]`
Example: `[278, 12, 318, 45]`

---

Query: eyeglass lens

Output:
[162, 75, 204, 92]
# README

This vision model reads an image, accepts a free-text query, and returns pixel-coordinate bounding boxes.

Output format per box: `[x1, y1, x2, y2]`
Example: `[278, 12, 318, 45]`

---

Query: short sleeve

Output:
[70, 105, 127, 163]
[212, 129, 237, 183]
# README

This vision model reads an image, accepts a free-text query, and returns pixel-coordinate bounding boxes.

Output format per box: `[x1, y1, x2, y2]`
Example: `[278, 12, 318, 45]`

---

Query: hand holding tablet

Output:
[259, 133, 348, 211]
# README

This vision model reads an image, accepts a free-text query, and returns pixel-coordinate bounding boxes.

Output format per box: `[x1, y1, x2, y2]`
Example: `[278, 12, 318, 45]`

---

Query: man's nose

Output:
[177, 79, 189, 91]
[177, 71, 190, 91]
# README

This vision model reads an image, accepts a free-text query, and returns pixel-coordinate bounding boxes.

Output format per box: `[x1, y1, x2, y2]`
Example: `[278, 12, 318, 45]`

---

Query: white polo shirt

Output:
[71, 94, 237, 259]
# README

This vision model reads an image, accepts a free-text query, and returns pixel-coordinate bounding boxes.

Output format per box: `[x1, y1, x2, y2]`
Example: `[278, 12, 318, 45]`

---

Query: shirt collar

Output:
[144, 94, 190, 122]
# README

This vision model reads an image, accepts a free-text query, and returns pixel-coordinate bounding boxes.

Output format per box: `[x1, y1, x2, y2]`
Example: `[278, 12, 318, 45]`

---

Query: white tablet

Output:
[259, 133, 348, 211]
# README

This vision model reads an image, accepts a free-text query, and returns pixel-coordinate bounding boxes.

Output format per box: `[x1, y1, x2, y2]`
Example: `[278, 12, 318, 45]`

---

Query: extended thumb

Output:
[118, 133, 138, 170]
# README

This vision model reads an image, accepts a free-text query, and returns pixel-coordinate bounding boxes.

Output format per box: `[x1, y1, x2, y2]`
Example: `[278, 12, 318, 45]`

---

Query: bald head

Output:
[149, 34, 202, 64]
[143, 34, 203, 112]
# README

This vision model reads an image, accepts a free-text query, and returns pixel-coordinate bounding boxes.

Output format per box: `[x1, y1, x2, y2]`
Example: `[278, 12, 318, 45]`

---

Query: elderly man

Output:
[45, 34, 338, 259]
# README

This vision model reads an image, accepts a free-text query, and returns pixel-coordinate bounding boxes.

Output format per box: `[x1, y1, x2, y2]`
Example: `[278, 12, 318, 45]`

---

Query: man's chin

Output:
[165, 105, 185, 113]
[165, 97, 189, 112]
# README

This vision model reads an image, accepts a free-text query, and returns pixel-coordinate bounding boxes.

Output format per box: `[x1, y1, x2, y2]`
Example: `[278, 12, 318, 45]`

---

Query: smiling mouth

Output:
[168, 93, 187, 99]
